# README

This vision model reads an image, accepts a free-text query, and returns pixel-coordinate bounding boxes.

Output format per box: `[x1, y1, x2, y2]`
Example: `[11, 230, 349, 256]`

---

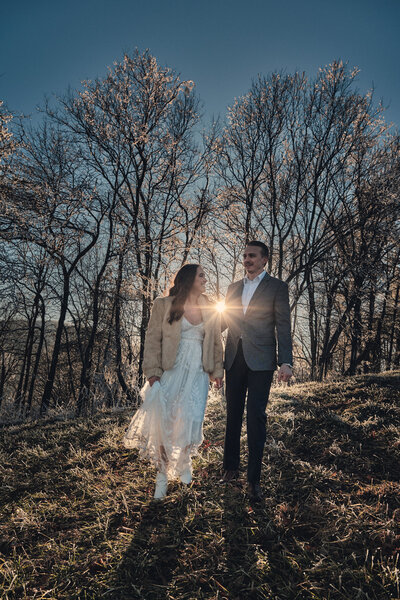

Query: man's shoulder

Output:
[227, 279, 244, 290]
[228, 274, 287, 286]
[266, 274, 288, 288]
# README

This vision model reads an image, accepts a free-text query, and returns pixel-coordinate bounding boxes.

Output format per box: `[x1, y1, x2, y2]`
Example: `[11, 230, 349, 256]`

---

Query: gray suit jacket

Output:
[223, 273, 293, 371]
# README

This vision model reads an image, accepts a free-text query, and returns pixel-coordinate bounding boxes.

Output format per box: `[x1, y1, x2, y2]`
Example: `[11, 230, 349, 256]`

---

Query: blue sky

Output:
[1, 0, 400, 127]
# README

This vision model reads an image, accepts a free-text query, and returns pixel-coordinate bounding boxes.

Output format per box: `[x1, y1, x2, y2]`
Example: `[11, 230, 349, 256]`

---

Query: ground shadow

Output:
[105, 490, 190, 600]
[218, 481, 303, 600]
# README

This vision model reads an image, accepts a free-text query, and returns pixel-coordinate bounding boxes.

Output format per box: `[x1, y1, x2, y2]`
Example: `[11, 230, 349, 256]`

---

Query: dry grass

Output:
[0, 372, 399, 599]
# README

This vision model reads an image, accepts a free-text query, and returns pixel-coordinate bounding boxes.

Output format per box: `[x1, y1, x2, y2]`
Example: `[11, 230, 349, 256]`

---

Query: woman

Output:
[123, 264, 223, 499]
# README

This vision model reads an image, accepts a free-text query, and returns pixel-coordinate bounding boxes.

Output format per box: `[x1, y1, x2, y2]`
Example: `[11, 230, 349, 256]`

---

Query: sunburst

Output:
[216, 300, 225, 313]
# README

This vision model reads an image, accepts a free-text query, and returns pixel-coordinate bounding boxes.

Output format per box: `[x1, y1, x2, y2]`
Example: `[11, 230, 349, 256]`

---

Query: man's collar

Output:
[244, 270, 267, 284]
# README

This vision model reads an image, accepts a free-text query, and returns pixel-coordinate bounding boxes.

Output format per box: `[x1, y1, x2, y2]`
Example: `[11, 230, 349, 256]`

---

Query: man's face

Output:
[243, 245, 267, 278]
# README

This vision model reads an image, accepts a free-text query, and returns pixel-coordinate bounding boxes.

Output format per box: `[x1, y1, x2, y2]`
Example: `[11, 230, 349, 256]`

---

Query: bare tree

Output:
[212, 61, 399, 379]
[49, 50, 213, 389]
[2, 122, 107, 415]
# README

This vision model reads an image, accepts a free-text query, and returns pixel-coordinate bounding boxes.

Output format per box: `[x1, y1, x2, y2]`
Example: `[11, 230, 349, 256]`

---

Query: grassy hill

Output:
[1, 372, 399, 600]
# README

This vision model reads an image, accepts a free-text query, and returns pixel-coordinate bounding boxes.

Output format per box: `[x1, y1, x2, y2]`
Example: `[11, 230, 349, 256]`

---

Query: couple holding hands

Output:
[123, 241, 293, 502]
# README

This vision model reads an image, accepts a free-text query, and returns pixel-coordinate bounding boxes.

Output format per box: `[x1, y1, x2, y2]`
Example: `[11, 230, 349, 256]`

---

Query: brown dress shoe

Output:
[220, 470, 239, 483]
[247, 482, 264, 502]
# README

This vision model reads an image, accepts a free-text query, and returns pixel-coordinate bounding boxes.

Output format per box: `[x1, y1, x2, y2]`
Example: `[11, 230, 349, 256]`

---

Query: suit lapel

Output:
[232, 280, 244, 304]
[230, 281, 244, 315]
[224, 281, 244, 329]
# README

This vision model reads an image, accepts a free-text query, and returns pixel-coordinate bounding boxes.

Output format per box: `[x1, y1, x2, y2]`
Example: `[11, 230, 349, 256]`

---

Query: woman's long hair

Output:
[167, 264, 200, 324]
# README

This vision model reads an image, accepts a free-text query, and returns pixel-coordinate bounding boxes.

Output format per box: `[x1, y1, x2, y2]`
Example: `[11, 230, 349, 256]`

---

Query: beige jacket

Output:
[142, 294, 223, 380]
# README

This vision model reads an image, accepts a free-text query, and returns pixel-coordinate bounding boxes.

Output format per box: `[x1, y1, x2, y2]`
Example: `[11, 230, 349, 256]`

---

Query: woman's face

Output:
[191, 266, 207, 295]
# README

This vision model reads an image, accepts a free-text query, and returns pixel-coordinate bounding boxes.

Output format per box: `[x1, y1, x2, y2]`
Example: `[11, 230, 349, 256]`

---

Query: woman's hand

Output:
[148, 376, 161, 387]
[214, 377, 224, 389]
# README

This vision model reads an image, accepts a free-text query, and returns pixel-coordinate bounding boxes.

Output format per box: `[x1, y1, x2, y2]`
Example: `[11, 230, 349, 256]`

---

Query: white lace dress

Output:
[123, 317, 209, 478]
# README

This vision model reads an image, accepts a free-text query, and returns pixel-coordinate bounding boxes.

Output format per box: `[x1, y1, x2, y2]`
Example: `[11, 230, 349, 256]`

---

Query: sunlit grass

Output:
[0, 372, 399, 599]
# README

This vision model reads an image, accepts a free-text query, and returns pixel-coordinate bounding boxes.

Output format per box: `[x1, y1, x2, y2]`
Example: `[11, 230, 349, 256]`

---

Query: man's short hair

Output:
[246, 240, 269, 259]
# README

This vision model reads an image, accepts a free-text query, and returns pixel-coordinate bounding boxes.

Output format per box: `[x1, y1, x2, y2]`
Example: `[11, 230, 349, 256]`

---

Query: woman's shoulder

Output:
[151, 296, 173, 315]
[153, 295, 173, 305]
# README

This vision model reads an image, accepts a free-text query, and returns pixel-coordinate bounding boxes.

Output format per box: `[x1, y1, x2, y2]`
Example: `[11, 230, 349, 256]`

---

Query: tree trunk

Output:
[115, 251, 133, 402]
[0, 353, 6, 409]
[138, 291, 151, 388]
[26, 297, 46, 416]
[348, 294, 362, 376]
[14, 320, 33, 412]
[306, 272, 318, 379]
[21, 293, 42, 410]
[371, 295, 387, 373]
[388, 283, 399, 368]
[63, 324, 77, 405]
[40, 270, 70, 416]
[362, 289, 376, 374]
[318, 281, 339, 381]
[77, 284, 101, 416]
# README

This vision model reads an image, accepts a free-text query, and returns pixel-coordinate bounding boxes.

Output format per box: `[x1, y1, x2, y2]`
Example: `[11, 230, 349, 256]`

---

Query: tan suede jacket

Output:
[142, 294, 223, 381]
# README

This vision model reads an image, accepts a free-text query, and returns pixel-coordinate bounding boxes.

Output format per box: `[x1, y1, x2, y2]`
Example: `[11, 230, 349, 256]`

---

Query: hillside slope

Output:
[1, 372, 399, 599]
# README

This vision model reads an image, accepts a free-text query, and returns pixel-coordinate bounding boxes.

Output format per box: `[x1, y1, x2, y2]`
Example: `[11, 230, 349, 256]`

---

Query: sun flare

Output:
[216, 300, 225, 313]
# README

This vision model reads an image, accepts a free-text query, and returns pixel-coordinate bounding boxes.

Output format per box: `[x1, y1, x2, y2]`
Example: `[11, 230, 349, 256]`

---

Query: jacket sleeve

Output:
[142, 298, 165, 380]
[275, 282, 293, 366]
[210, 311, 224, 379]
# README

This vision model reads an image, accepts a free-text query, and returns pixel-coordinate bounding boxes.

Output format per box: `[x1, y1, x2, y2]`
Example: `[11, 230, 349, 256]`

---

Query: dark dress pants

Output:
[223, 340, 274, 484]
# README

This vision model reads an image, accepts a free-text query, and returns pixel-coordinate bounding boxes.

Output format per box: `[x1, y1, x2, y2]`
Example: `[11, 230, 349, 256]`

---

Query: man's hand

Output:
[277, 364, 293, 383]
[148, 376, 160, 387]
[214, 377, 224, 389]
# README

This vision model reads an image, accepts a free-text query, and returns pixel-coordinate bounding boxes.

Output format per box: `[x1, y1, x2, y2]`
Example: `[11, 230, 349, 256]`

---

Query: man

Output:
[221, 241, 293, 501]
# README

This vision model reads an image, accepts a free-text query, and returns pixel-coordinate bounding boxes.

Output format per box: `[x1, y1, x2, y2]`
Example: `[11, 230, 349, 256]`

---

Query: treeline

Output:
[0, 51, 399, 418]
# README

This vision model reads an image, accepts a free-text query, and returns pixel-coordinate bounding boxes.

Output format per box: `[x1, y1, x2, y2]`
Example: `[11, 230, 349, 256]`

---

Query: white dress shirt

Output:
[242, 270, 267, 314]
